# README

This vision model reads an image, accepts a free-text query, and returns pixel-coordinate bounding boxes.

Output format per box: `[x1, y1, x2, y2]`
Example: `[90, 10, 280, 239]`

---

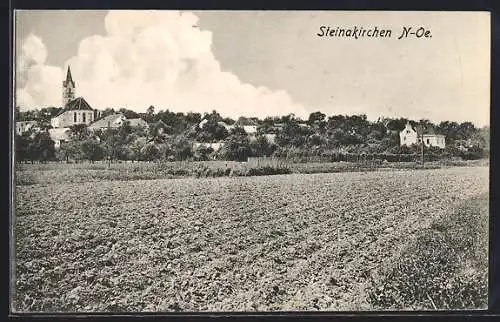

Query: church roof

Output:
[56, 97, 93, 116]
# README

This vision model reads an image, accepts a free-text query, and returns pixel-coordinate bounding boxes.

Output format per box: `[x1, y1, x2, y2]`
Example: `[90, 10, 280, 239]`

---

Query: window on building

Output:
[426, 139, 430, 144]
[403, 137, 406, 141]
[74, 112, 77, 122]
[83, 113, 86, 122]
[406, 130, 410, 134]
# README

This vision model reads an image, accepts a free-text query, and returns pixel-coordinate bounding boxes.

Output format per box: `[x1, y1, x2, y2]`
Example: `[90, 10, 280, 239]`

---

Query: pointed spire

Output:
[66, 65, 73, 83]
[63, 65, 75, 88]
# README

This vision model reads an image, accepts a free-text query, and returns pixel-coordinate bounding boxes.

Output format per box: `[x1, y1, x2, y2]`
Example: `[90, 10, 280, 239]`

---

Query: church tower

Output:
[62, 66, 76, 107]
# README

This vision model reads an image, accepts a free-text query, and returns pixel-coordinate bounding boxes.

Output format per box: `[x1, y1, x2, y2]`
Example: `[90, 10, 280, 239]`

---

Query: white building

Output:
[48, 128, 71, 149]
[399, 122, 446, 148]
[51, 97, 97, 128]
[193, 142, 224, 152]
[15, 121, 37, 135]
[243, 125, 257, 135]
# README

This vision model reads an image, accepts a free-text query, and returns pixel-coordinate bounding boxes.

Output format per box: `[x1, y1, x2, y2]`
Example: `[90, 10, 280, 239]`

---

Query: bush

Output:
[461, 150, 484, 160]
[247, 166, 292, 176]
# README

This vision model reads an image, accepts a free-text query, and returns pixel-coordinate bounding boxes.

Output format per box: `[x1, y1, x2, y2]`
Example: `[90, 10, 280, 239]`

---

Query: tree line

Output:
[14, 106, 489, 163]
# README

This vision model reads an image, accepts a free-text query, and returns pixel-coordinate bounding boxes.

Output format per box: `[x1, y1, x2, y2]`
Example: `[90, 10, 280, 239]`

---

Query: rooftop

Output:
[55, 97, 93, 116]
[88, 113, 125, 129]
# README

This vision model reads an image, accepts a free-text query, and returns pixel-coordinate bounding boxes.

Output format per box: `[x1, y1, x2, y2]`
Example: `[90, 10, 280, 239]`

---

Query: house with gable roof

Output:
[88, 113, 127, 131]
[15, 121, 38, 135]
[399, 122, 446, 148]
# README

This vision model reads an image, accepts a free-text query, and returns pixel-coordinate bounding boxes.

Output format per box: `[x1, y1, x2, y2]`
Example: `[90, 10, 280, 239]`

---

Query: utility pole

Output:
[420, 121, 425, 168]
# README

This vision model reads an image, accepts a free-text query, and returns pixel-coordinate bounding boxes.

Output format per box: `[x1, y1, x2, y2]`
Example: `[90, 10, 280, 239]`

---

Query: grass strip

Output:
[366, 193, 489, 310]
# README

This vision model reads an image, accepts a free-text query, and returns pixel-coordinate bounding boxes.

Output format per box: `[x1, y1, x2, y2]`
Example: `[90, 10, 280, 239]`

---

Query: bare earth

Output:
[13, 166, 489, 312]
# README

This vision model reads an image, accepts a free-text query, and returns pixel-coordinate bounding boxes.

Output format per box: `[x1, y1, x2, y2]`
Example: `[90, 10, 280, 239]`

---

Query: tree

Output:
[307, 111, 326, 126]
[149, 120, 169, 143]
[385, 118, 410, 132]
[171, 135, 193, 160]
[457, 122, 477, 141]
[58, 140, 82, 162]
[100, 123, 136, 161]
[275, 117, 302, 147]
[141, 143, 161, 161]
[258, 117, 279, 134]
[198, 119, 229, 143]
[101, 108, 116, 118]
[119, 108, 140, 119]
[31, 132, 56, 162]
[69, 124, 90, 140]
[185, 112, 202, 125]
[193, 144, 214, 161]
[15, 133, 32, 163]
[39, 107, 62, 123]
[80, 138, 106, 162]
[308, 134, 324, 147]
[147, 105, 155, 115]
[437, 121, 460, 143]
[222, 130, 252, 161]
[15, 106, 21, 121]
[129, 137, 148, 161]
[230, 126, 247, 136]
[100, 128, 121, 161]
[250, 134, 277, 157]
[204, 110, 223, 122]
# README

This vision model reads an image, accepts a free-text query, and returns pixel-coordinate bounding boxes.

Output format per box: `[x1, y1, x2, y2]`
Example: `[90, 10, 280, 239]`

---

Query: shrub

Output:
[247, 166, 292, 176]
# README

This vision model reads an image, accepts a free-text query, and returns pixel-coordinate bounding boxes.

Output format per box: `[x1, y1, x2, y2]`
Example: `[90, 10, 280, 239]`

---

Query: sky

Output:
[14, 10, 490, 126]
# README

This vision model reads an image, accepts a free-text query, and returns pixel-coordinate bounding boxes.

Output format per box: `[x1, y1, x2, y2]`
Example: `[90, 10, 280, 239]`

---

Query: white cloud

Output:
[16, 11, 308, 119]
[15, 34, 62, 110]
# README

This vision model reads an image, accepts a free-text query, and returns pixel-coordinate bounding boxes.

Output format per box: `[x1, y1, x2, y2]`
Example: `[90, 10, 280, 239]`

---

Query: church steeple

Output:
[62, 65, 76, 106]
[63, 66, 75, 88]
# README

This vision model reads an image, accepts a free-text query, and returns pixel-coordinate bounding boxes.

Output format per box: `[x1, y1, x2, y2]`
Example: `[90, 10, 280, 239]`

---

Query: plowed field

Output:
[13, 166, 489, 312]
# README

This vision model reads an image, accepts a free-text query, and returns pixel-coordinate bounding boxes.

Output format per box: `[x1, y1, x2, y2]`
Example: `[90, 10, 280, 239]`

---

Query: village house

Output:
[198, 119, 258, 136]
[399, 122, 446, 148]
[15, 120, 37, 135]
[264, 133, 277, 144]
[88, 113, 149, 131]
[127, 118, 149, 129]
[242, 125, 257, 135]
[151, 120, 169, 135]
[88, 113, 127, 131]
[193, 142, 224, 152]
[48, 128, 71, 149]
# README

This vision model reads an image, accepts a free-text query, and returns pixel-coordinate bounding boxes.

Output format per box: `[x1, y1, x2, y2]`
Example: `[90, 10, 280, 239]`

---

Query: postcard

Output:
[12, 10, 490, 312]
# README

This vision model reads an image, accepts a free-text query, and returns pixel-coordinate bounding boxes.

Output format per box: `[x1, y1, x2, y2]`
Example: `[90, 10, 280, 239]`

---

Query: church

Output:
[50, 66, 101, 128]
